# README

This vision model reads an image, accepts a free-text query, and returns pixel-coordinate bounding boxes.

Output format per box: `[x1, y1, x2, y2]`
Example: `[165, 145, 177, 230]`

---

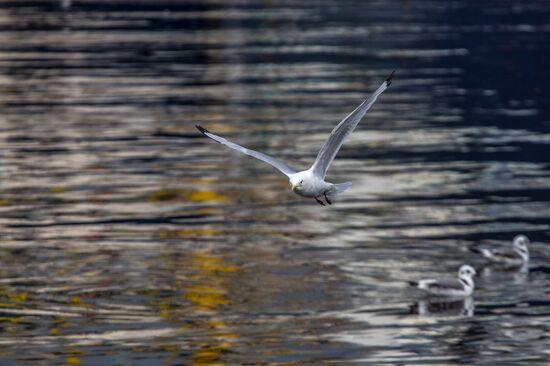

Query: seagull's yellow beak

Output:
[290, 182, 297, 192]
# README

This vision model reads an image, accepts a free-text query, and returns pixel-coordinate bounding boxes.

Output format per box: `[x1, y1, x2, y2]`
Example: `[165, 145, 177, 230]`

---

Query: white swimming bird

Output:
[409, 265, 477, 297]
[470, 235, 530, 267]
[196, 71, 395, 205]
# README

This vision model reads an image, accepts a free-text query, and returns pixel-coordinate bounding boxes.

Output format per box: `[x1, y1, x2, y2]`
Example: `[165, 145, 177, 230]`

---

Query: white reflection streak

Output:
[0, 328, 180, 347]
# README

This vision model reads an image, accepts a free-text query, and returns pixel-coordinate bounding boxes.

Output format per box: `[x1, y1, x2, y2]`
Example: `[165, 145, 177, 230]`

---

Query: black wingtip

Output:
[468, 246, 483, 255]
[386, 70, 396, 86]
[195, 124, 209, 135]
[408, 281, 418, 287]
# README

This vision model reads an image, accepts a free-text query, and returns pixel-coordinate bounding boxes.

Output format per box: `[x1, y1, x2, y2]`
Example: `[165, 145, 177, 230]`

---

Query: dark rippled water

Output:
[1, 0, 550, 364]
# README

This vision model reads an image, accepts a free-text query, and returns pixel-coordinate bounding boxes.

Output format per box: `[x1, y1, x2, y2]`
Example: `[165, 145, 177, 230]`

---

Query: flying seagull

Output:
[470, 235, 530, 267]
[196, 71, 395, 205]
[409, 265, 477, 297]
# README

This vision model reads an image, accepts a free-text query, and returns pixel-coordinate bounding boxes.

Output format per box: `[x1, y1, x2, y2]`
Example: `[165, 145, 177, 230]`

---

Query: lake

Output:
[0, 0, 549, 365]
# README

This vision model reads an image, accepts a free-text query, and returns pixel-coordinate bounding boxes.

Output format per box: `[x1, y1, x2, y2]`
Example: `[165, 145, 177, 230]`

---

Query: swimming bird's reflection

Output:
[479, 262, 529, 285]
[410, 296, 475, 317]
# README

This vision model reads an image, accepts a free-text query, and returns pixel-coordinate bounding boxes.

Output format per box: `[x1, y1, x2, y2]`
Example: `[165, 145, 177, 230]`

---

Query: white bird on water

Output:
[196, 71, 395, 206]
[470, 235, 530, 267]
[409, 265, 477, 297]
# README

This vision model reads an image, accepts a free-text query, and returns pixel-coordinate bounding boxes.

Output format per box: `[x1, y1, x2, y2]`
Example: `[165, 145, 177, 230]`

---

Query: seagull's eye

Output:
[300, 180, 303, 184]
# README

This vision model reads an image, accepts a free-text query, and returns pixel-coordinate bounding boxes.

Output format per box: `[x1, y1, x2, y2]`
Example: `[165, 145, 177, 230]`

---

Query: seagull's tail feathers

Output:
[333, 182, 352, 195]
[469, 246, 492, 259]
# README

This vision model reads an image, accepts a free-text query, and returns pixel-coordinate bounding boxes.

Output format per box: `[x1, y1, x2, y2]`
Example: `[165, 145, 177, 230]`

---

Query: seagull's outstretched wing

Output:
[196, 125, 296, 177]
[310, 71, 394, 178]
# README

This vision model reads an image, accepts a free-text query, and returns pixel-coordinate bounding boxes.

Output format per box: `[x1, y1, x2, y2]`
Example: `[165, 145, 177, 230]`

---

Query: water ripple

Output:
[0, 0, 549, 365]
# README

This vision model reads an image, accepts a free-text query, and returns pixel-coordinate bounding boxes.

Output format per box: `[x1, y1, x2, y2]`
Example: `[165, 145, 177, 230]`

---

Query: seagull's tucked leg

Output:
[324, 192, 332, 205]
[315, 197, 326, 206]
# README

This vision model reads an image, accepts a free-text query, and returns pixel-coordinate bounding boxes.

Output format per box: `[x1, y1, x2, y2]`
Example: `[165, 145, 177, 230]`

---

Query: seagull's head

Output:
[458, 265, 477, 280]
[289, 175, 305, 193]
[513, 235, 530, 258]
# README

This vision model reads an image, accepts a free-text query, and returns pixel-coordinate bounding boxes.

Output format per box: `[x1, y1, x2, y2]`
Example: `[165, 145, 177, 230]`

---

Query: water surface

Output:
[0, 0, 550, 365]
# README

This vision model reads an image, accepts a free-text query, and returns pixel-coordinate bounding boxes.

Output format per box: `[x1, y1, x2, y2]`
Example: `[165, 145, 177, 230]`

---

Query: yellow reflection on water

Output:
[182, 250, 238, 312]
[68, 296, 90, 308]
[63, 355, 80, 366]
[147, 188, 228, 203]
[184, 284, 229, 310]
[192, 341, 232, 366]
[152, 249, 240, 365]
[0, 316, 21, 324]
[155, 227, 222, 239]
[0, 288, 27, 309]
[51, 186, 69, 193]
[8, 291, 27, 303]
[192, 253, 238, 273]
[62, 348, 82, 366]
[49, 316, 69, 336]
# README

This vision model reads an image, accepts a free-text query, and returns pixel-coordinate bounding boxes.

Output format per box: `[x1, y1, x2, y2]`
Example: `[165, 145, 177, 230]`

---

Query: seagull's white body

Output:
[471, 235, 530, 267]
[287, 169, 351, 198]
[196, 72, 394, 205]
[289, 170, 334, 197]
[410, 265, 477, 297]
